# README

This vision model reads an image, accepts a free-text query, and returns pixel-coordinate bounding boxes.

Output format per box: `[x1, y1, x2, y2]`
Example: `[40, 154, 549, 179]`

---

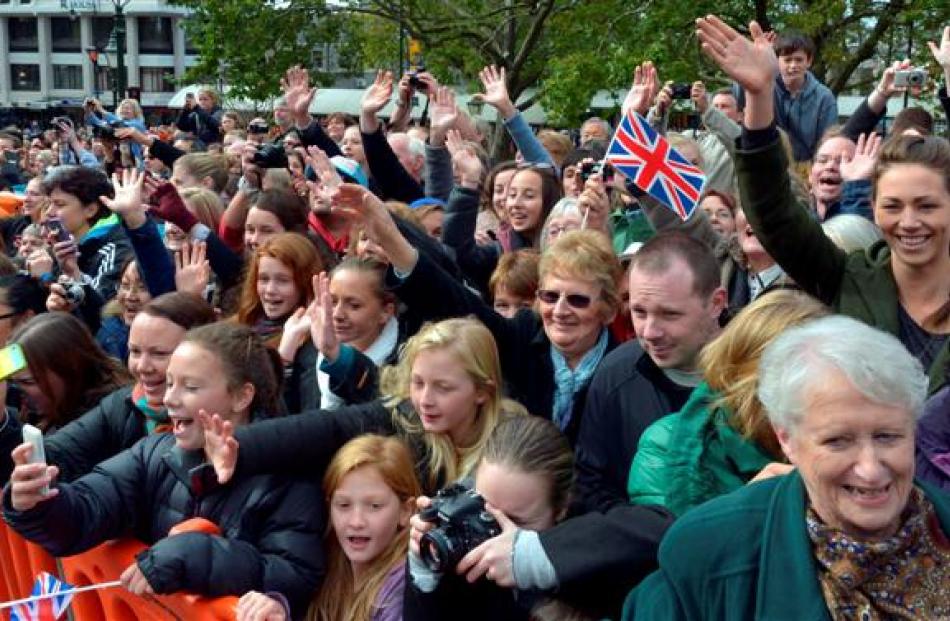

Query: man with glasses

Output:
[574, 232, 726, 513]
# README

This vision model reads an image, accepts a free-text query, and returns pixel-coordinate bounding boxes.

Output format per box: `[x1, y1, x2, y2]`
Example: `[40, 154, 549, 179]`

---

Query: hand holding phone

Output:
[10, 427, 59, 512]
[22, 423, 49, 496]
[45, 217, 72, 244]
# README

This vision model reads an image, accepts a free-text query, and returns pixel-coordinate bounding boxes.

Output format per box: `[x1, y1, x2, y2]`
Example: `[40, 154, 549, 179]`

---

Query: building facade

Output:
[0, 0, 196, 110]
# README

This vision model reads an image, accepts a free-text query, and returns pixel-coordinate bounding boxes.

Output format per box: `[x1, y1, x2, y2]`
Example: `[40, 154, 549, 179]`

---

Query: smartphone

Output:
[22, 423, 48, 495]
[3, 150, 19, 167]
[0, 343, 26, 381]
[45, 217, 71, 244]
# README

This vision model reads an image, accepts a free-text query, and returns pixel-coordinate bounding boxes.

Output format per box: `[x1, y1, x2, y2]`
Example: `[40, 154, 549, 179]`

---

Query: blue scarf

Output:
[550, 329, 609, 431]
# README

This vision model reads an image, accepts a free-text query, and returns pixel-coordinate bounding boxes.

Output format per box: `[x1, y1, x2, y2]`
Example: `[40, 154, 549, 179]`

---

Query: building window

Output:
[140, 67, 175, 93]
[138, 17, 173, 54]
[96, 66, 116, 94]
[53, 65, 83, 90]
[51, 18, 82, 53]
[8, 18, 38, 52]
[11, 64, 40, 91]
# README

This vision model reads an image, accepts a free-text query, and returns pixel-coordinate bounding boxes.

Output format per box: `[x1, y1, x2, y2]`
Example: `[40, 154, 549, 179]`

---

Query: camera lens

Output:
[419, 530, 458, 573]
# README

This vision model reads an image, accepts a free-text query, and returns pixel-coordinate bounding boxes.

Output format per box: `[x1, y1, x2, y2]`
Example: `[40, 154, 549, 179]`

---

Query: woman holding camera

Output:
[84, 97, 148, 171]
[405, 416, 595, 621]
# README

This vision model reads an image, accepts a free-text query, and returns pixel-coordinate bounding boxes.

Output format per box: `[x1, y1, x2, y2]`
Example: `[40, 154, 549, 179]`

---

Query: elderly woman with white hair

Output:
[624, 315, 950, 620]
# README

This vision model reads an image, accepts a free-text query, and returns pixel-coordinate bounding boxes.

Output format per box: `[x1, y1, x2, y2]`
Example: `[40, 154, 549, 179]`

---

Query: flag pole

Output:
[0, 580, 122, 610]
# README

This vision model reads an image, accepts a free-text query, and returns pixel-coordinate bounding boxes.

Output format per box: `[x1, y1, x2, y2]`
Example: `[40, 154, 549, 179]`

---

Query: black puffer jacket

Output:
[0, 386, 148, 484]
[3, 432, 325, 618]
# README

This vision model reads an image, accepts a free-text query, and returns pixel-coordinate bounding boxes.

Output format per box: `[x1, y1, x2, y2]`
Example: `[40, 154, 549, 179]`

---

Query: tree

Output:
[172, 0, 362, 102]
[175, 0, 950, 128]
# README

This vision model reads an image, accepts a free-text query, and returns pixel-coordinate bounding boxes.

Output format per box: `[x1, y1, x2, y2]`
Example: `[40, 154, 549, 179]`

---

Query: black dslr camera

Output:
[418, 483, 501, 572]
[250, 143, 288, 169]
[93, 119, 129, 140]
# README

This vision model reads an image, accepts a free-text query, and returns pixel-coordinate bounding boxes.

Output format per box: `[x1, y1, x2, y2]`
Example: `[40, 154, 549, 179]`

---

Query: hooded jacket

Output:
[772, 71, 838, 162]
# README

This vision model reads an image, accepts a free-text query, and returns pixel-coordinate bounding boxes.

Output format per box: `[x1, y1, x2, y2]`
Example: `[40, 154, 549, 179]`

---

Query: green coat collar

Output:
[755, 472, 950, 620]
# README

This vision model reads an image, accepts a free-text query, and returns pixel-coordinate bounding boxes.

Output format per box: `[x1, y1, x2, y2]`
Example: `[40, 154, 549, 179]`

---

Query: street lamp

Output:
[110, 0, 132, 104]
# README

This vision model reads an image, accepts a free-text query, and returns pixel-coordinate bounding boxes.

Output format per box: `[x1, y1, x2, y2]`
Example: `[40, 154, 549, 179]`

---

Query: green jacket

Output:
[738, 138, 949, 394]
[627, 382, 773, 516]
[623, 473, 950, 620]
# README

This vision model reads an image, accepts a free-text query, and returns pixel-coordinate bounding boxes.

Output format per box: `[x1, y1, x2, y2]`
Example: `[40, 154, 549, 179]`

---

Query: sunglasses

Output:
[537, 289, 593, 309]
[516, 161, 557, 175]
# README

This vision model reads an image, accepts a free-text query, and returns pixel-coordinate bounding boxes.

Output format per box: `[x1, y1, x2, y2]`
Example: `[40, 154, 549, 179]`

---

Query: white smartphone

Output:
[21, 423, 48, 495]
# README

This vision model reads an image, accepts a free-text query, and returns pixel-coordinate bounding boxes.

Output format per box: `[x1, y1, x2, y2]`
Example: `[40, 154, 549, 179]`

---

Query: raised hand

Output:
[928, 25, 950, 70]
[622, 61, 660, 117]
[446, 129, 482, 188]
[281, 65, 317, 125]
[277, 307, 312, 364]
[331, 183, 417, 273]
[429, 86, 459, 145]
[174, 241, 210, 296]
[307, 272, 340, 362]
[198, 410, 238, 484]
[361, 70, 394, 117]
[696, 16, 778, 95]
[306, 145, 342, 193]
[840, 132, 883, 182]
[876, 59, 913, 100]
[100, 168, 147, 228]
[473, 65, 517, 119]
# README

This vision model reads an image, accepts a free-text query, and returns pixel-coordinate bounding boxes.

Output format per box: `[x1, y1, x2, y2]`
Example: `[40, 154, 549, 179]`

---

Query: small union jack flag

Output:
[606, 109, 707, 220]
[8, 572, 74, 621]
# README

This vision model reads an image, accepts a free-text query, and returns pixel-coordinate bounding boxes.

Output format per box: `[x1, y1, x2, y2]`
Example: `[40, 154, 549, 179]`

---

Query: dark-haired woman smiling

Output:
[0, 293, 215, 483]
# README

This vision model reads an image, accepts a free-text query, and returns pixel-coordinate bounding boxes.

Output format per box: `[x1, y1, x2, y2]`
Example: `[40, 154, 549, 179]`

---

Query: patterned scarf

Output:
[807, 487, 950, 620]
[549, 329, 608, 431]
[131, 383, 171, 434]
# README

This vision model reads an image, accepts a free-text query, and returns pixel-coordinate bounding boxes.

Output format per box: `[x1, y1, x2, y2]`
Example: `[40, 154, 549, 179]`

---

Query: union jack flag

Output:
[606, 110, 706, 220]
[8, 572, 74, 621]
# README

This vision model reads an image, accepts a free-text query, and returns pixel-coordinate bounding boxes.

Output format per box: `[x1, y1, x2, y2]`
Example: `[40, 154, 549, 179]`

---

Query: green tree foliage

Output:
[172, 0, 362, 101]
[176, 0, 950, 126]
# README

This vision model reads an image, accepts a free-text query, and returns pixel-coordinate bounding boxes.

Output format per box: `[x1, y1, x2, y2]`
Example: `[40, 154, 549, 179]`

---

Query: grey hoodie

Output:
[773, 70, 838, 161]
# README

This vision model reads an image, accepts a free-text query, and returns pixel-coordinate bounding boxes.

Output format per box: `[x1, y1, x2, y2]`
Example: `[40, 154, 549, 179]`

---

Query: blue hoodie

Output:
[773, 71, 838, 162]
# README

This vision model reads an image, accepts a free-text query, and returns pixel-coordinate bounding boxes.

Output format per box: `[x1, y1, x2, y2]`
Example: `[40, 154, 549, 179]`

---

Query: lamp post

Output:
[111, 0, 131, 103]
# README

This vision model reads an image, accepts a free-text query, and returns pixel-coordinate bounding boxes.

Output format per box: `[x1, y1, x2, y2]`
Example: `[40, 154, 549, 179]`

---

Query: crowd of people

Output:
[0, 13, 948, 621]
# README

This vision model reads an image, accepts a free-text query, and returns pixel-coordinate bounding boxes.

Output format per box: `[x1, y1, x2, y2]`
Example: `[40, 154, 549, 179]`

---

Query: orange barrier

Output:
[0, 519, 58, 604]
[61, 539, 238, 621]
[1, 519, 238, 620]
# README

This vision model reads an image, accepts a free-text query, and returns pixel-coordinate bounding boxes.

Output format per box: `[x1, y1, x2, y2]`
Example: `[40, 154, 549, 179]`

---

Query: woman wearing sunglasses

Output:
[335, 183, 622, 444]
